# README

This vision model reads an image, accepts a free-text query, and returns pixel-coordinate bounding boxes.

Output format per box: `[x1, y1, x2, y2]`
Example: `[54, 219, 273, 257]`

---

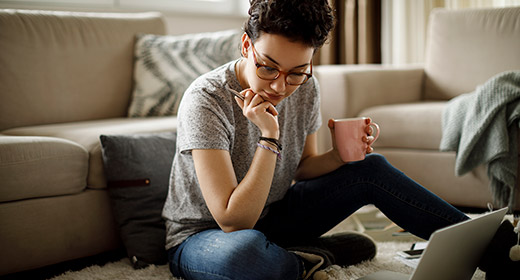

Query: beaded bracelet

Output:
[259, 137, 282, 151]
[257, 142, 282, 160]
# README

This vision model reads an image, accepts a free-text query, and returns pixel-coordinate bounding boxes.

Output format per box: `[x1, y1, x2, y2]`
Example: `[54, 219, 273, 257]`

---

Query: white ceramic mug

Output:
[334, 117, 380, 162]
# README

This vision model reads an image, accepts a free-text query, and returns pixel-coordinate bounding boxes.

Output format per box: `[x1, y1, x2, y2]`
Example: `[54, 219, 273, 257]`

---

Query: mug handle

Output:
[367, 122, 380, 145]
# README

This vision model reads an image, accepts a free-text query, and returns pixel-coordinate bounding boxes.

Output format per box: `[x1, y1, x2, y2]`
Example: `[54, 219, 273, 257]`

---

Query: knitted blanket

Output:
[440, 71, 520, 211]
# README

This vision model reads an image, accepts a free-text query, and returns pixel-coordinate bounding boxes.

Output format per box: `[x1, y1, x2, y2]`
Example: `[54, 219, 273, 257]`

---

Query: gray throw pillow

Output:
[99, 131, 176, 269]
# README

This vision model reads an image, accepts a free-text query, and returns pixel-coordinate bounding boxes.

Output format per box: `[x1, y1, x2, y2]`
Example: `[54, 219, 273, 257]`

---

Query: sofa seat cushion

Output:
[359, 101, 446, 150]
[2, 116, 177, 189]
[0, 136, 88, 202]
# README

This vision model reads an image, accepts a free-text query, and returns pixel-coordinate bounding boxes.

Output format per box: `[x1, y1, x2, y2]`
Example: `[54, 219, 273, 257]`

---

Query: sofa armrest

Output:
[314, 64, 425, 153]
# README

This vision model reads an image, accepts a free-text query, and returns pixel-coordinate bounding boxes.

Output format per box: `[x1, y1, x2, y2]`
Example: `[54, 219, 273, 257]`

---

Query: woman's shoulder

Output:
[288, 76, 320, 105]
[301, 75, 320, 94]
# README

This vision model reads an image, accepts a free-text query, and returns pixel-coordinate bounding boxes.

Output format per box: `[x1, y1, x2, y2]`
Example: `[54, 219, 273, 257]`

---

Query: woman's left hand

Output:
[362, 118, 375, 154]
[328, 118, 375, 158]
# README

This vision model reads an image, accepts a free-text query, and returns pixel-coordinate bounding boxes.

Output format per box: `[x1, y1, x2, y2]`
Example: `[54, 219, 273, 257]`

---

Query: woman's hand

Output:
[328, 118, 375, 162]
[362, 117, 375, 154]
[235, 89, 279, 138]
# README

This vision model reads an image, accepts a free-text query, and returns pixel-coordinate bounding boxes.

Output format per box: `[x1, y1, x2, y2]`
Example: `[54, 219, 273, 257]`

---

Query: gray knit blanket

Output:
[440, 71, 520, 211]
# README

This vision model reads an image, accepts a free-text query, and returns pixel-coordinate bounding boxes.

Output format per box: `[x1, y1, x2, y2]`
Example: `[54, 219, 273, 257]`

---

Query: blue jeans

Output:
[168, 154, 469, 280]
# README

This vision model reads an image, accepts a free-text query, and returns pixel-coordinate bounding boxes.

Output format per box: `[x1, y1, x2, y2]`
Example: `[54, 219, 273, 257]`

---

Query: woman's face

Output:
[240, 33, 314, 106]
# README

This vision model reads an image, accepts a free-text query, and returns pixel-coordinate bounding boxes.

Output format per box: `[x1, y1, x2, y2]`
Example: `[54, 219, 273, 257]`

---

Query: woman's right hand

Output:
[235, 89, 280, 138]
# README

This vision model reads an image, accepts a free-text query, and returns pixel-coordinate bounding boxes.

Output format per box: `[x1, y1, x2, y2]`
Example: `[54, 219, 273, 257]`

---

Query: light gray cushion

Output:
[128, 29, 242, 117]
[360, 101, 446, 150]
[99, 131, 176, 268]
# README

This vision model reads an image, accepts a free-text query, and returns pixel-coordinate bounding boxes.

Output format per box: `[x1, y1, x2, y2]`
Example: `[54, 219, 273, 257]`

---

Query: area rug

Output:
[50, 241, 485, 280]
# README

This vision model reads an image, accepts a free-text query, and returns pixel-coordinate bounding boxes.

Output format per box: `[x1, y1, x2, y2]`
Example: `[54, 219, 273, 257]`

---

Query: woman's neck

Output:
[235, 58, 248, 89]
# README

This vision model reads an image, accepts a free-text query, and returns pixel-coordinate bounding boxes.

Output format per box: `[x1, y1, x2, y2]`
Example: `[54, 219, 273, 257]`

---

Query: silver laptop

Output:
[359, 207, 508, 280]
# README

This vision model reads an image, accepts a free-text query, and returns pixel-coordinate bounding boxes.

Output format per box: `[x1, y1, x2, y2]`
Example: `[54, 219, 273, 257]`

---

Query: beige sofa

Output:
[0, 10, 175, 275]
[315, 7, 520, 211]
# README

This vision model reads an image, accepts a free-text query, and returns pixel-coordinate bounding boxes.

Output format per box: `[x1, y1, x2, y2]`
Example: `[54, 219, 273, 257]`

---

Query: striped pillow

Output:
[128, 29, 242, 117]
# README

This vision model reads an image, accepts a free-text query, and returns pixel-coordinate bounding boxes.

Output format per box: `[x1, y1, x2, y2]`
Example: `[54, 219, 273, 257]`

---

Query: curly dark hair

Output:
[243, 0, 335, 49]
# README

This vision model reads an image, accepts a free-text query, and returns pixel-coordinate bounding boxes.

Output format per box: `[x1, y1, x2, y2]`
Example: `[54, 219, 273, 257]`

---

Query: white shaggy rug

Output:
[49, 208, 490, 279]
[50, 241, 485, 280]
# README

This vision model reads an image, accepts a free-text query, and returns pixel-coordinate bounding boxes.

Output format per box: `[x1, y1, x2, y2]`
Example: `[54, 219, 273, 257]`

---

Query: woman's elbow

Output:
[215, 214, 255, 233]
[220, 225, 252, 233]
[293, 168, 308, 181]
[218, 220, 255, 233]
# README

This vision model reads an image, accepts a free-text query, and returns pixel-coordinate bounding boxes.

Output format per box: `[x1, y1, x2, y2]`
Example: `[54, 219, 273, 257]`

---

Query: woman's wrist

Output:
[257, 142, 282, 160]
[259, 137, 282, 151]
[258, 135, 282, 160]
[328, 147, 346, 165]
[261, 132, 279, 139]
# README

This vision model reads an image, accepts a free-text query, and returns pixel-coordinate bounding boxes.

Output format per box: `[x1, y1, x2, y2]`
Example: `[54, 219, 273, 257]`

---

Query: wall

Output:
[381, 0, 520, 65]
[0, 2, 247, 35]
[161, 13, 245, 35]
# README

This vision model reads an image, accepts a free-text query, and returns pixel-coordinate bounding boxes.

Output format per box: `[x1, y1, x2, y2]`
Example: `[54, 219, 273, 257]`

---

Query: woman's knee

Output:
[187, 229, 270, 261]
[336, 153, 390, 174]
[360, 153, 398, 173]
[364, 153, 388, 165]
[224, 230, 300, 279]
[173, 229, 300, 279]
[218, 229, 286, 266]
[225, 229, 271, 256]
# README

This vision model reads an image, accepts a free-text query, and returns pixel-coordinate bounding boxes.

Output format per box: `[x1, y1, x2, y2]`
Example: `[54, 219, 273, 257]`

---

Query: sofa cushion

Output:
[127, 29, 242, 117]
[376, 148, 492, 209]
[359, 101, 446, 150]
[424, 7, 520, 100]
[99, 132, 176, 268]
[2, 117, 177, 189]
[0, 10, 166, 131]
[0, 136, 88, 202]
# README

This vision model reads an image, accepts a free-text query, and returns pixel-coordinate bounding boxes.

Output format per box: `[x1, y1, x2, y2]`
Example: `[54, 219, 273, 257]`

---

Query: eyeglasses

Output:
[250, 42, 312, 86]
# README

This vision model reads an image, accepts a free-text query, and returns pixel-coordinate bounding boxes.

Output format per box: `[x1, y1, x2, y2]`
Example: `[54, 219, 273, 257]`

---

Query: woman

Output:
[162, 0, 469, 279]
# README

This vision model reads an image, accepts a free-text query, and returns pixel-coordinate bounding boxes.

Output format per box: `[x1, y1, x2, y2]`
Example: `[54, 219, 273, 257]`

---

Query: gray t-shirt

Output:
[162, 60, 322, 249]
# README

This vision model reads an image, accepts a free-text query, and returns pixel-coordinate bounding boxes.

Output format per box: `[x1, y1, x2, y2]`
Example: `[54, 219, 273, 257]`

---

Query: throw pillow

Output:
[128, 29, 242, 117]
[99, 131, 176, 269]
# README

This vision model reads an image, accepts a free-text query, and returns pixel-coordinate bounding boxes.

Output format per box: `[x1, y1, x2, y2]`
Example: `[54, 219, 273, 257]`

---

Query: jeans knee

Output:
[364, 153, 387, 164]
[224, 229, 272, 261]
[229, 229, 267, 248]
[339, 153, 389, 172]
[171, 229, 295, 280]
[363, 153, 396, 170]
[210, 230, 299, 279]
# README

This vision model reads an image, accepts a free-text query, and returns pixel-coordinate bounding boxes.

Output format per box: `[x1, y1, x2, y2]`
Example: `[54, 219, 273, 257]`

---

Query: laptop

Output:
[359, 207, 508, 280]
